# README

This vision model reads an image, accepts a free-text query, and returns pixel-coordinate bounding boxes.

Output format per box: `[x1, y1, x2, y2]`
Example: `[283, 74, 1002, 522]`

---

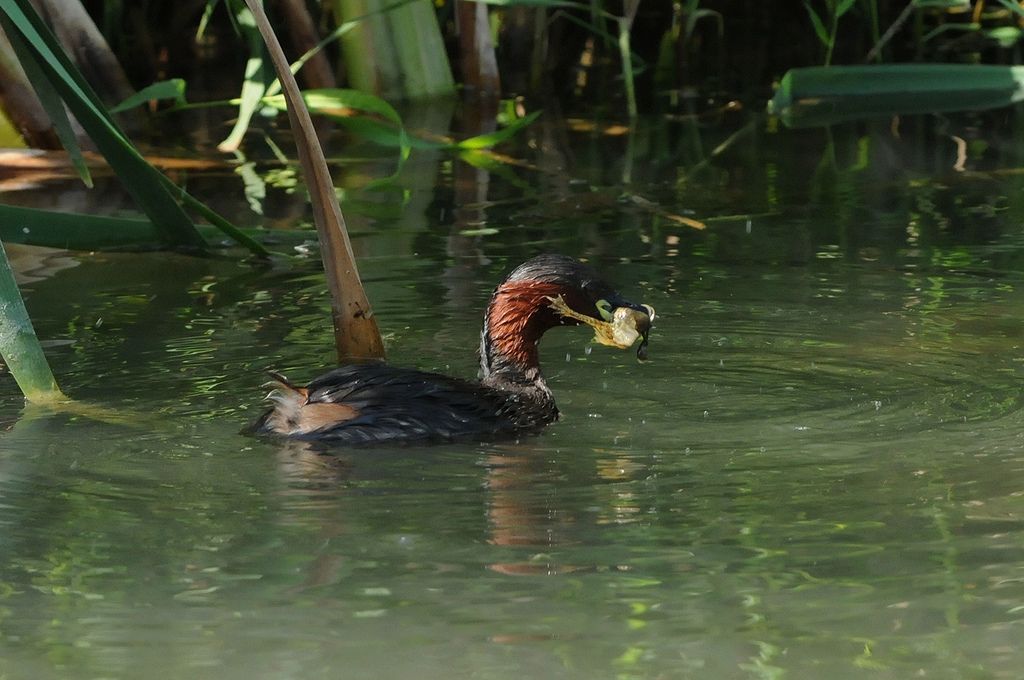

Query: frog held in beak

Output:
[546, 294, 655, 360]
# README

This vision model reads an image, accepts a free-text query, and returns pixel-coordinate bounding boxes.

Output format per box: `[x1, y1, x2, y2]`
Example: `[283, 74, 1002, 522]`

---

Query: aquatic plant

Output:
[0, 239, 62, 403]
[243, 0, 385, 361]
[0, 0, 206, 250]
[0, 0, 386, 402]
[804, 0, 858, 66]
[332, 0, 454, 100]
[0, 0, 270, 258]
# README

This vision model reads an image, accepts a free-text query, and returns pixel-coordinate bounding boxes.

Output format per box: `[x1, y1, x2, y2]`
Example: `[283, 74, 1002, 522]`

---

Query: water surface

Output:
[1, 110, 1024, 679]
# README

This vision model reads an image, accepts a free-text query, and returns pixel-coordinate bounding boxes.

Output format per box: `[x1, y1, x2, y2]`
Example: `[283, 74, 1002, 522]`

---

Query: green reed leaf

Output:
[0, 204, 295, 253]
[0, 239, 62, 403]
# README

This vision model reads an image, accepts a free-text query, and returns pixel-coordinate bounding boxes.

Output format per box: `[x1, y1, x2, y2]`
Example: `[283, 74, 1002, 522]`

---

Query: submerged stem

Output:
[244, 0, 386, 362]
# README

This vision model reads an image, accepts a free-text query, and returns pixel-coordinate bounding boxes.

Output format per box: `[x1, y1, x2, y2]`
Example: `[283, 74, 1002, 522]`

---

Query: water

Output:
[2, 110, 1024, 678]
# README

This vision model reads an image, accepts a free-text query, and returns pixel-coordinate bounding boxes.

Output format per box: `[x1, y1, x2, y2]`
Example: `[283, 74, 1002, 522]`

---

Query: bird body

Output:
[252, 255, 652, 445]
[253, 363, 558, 444]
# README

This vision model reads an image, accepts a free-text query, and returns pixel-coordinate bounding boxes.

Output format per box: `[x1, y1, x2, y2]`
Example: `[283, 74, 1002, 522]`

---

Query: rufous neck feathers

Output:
[479, 280, 567, 388]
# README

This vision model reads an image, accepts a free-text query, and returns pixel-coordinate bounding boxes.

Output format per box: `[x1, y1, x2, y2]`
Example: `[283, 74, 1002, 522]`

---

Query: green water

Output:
[2, 112, 1024, 679]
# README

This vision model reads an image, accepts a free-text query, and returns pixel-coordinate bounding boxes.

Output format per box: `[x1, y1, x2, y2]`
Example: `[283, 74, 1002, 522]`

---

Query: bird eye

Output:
[595, 299, 614, 321]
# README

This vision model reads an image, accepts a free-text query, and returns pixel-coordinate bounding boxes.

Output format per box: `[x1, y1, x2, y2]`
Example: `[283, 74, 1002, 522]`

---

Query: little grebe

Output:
[251, 254, 653, 444]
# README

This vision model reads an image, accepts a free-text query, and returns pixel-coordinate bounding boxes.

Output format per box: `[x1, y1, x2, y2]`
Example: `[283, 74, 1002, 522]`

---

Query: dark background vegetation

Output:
[76, 1, 1024, 111]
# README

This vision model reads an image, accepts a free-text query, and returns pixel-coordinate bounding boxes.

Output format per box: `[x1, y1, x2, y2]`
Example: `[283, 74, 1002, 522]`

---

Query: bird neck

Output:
[479, 280, 566, 391]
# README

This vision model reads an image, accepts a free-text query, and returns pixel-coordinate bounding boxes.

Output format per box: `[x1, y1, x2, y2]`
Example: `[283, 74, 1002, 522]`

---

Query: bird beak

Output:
[632, 304, 655, 361]
[547, 295, 655, 359]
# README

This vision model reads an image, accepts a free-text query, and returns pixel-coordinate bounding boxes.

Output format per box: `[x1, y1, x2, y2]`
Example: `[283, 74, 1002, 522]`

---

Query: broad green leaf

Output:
[0, 239, 62, 403]
[340, 116, 443, 149]
[265, 87, 414, 164]
[0, 204, 295, 252]
[456, 110, 542, 149]
[0, 204, 169, 249]
[110, 79, 187, 113]
[329, 116, 413, 147]
[769, 64, 1024, 128]
[300, 88, 403, 125]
